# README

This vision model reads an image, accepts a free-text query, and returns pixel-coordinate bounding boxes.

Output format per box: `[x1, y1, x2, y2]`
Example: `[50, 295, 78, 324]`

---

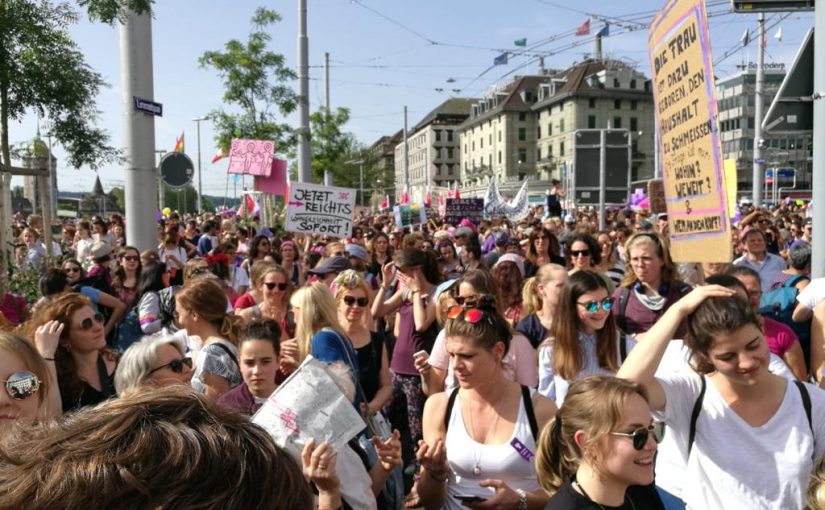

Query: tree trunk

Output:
[0, 82, 11, 277]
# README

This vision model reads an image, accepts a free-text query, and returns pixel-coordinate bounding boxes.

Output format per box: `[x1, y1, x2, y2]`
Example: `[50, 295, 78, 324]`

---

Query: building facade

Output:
[716, 63, 813, 197]
[369, 130, 403, 205]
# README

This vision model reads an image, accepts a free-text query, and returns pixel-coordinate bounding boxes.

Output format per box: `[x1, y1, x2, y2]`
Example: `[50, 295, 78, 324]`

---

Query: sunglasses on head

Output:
[1, 371, 41, 400]
[610, 422, 665, 450]
[343, 295, 369, 307]
[148, 357, 193, 375]
[75, 313, 105, 331]
[264, 282, 288, 291]
[570, 249, 590, 257]
[577, 297, 614, 313]
[446, 305, 492, 325]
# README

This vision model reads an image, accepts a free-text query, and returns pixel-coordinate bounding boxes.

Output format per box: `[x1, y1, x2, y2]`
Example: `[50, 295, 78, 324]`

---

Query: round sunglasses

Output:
[577, 297, 614, 313]
[1, 371, 41, 400]
[75, 313, 105, 331]
[148, 357, 193, 376]
[610, 422, 665, 450]
[446, 305, 492, 325]
[264, 282, 288, 291]
[343, 295, 369, 307]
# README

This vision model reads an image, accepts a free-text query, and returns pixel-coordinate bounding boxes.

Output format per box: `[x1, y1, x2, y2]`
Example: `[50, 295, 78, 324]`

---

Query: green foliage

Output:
[76, 0, 153, 24]
[199, 7, 298, 154]
[6, 263, 43, 304]
[163, 183, 200, 214]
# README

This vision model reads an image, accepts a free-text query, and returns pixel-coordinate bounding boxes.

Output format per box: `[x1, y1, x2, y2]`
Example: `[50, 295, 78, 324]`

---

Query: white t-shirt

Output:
[796, 277, 825, 311]
[657, 370, 825, 510]
[653, 340, 795, 500]
[230, 266, 250, 294]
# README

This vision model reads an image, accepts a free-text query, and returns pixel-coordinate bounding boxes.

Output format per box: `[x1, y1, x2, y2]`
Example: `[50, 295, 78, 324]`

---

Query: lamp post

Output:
[346, 159, 365, 207]
[193, 115, 211, 214]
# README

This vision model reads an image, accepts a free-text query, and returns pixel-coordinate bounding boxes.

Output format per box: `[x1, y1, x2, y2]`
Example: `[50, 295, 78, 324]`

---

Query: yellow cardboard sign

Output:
[649, 0, 731, 262]
[724, 159, 738, 218]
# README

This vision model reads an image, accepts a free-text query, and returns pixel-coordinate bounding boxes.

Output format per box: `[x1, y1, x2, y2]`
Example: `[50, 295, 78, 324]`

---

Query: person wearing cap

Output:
[345, 244, 378, 291]
[87, 241, 116, 291]
[453, 226, 474, 257]
[557, 214, 577, 258]
[307, 256, 353, 288]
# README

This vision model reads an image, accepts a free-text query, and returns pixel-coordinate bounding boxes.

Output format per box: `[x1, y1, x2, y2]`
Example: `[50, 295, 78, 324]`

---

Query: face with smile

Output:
[704, 324, 769, 384]
[62, 262, 83, 284]
[146, 343, 192, 387]
[576, 288, 611, 335]
[120, 249, 140, 271]
[593, 393, 657, 488]
[261, 271, 287, 303]
[338, 287, 368, 323]
[597, 233, 613, 261]
[0, 351, 41, 426]
[240, 339, 279, 398]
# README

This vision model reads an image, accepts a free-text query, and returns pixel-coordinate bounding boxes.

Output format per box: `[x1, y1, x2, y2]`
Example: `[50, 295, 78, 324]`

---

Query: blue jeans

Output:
[656, 486, 686, 510]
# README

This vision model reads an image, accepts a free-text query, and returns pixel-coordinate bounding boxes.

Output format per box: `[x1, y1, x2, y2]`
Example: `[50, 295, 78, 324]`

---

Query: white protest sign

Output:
[252, 356, 365, 459]
[285, 182, 356, 237]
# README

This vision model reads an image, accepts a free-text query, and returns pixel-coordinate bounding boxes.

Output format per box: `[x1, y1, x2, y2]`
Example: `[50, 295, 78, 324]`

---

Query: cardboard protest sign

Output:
[445, 198, 484, 226]
[285, 182, 355, 237]
[257, 159, 288, 196]
[649, 0, 731, 262]
[227, 139, 275, 176]
[648, 179, 667, 214]
[393, 203, 427, 229]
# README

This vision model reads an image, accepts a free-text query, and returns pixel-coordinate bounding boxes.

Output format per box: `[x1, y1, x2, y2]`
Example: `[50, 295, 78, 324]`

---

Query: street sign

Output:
[159, 152, 194, 188]
[778, 168, 796, 178]
[732, 0, 815, 12]
[133, 96, 163, 117]
[762, 28, 814, 134]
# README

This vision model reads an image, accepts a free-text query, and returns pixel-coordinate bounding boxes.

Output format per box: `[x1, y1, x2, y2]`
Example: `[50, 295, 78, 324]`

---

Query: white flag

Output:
[740, 29, 750, 47]
[774, 27, 782, 42]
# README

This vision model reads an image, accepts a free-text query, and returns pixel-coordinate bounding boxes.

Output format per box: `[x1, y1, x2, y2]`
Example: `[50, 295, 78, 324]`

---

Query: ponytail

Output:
[220, 314, 243, 347]
[535, 416, 574, 493]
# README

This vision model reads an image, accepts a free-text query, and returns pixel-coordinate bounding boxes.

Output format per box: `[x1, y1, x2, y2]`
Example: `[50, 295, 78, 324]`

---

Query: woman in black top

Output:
[537, 376, 664, 510]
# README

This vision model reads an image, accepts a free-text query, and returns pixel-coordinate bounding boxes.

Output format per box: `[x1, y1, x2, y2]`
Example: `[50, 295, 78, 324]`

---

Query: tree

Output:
[163, 184, 200, 215]
[199, 7, 298, 154]
[110, 186, 125, 211]
[0, 0, 152, 274]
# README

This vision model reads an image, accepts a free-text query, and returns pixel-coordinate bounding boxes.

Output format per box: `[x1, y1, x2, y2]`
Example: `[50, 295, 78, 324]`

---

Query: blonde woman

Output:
[238, 265, 293, 337]
[516, 264, 568, 348]
[0, 330, 62, 428]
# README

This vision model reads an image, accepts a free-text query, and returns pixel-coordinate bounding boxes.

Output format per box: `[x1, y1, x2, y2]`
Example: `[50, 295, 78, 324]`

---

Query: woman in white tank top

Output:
[415, 297, 556, 510]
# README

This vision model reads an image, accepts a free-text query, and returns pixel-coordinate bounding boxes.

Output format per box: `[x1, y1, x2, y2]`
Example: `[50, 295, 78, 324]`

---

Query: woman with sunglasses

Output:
[416, 297, 556, 510]
[26, 292, 116, 412]
[334, 270, 392, 418]
[241, 235, 272, 272]
[539, 270, 625, 406]
[0, 330, 61, 427]
[113, 246, 142, 310]
[524, 227, 564, 278]
[217, 320, 282, 416]
[237, 265, 294, 338]
[618, 285, 825, 509]
[113, 335, 193, 393]
[536, 376, 665, 509]
[612, 232, 692, 339]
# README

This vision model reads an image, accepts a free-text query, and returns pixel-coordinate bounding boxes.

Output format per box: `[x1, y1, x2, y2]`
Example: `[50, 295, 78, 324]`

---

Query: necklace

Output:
[573, 479, 635, 510]
[465, 389, 505, 477]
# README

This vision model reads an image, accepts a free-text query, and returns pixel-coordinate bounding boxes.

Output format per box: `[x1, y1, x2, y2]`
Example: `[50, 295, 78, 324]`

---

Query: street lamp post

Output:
[193, 116, 210, 214]
[345, 159, 365, 207]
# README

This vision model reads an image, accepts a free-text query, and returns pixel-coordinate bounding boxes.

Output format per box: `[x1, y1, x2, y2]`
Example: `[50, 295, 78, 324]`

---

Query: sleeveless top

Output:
[443, 389, 541, 508]
[64, 354, 116, 412]
[390, 289, 437, 376]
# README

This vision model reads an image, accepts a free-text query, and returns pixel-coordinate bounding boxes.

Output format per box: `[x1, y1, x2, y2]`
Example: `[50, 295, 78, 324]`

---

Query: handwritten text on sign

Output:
[444, 198, 484, 225]
[285, 182, 355, 236]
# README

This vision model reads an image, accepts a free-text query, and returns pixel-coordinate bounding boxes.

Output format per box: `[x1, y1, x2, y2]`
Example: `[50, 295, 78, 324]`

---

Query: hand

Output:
[301, 438, 340, 493]
[414, 353, 431, 375]
[372, 429, 402, 472]
[468, 479, 518, 509]
[280, 339, 300, 373]
[416, 438, 448, 478]
[34, 320, 63, 359]
[381, 262, 395, 286]
[673, 285, 737, 317]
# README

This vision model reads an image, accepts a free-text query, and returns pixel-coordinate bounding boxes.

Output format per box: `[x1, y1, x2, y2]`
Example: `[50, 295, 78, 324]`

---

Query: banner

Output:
[444, 198, 484, 226]
[482, 180, 531, 222]
[285, 183, 355, 237]
[649, 0, 730, 262]
[227, 139, 275, 176]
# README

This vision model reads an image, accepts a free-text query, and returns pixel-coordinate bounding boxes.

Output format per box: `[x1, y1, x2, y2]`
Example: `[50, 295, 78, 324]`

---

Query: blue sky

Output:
[10, 0, 815, 197]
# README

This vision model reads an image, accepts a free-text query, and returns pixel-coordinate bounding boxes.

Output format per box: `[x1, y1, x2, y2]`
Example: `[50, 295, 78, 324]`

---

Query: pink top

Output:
[763, 317, 798, 358]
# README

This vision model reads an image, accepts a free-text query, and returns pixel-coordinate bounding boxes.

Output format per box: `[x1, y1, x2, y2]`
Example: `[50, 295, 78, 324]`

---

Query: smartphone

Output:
[453, 495, 487, 503]
[413, 350, 429, 361]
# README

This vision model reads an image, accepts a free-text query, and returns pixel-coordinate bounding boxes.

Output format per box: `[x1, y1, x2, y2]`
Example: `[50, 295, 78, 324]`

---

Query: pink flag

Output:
[575, 18, 591, 36]
[256, 159, 288, 196]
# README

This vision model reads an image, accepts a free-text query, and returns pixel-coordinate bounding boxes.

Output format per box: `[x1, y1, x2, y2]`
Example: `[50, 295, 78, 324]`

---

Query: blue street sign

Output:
[777, 168, 795, 178]
[133, 96, 163, 116]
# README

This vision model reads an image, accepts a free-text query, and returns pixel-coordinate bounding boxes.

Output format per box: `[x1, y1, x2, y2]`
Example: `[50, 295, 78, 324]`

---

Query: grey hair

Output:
[789, 244, 812, 271]
[114, 335, 186, 394]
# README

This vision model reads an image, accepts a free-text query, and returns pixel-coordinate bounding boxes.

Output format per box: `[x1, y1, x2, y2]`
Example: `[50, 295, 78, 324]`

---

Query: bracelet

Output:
[516, 488, 527, 510]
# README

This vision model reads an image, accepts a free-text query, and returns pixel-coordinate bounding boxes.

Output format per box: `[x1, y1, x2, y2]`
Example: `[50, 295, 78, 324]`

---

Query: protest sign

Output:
[649, 0, 731, 262]
[227, 139, 275, 176]
[648, 179, 667, 214]
[445, 198, 484, 226]
[252, 356, 365, 459]
[285, 182, 355, 236]
[393, 203, 427, 229]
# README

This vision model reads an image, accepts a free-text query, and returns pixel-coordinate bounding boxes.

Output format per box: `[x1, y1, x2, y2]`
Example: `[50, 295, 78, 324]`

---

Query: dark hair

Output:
[136, 262, 169, 299]
[40, 268, 68, 297]
[729, 265, 761, 284]
[491, 262, 523, 311]
[548, 270, 618, 379]
[457, 269, 497, 299]
[239, 320, 282, 358]
[114, 246, 142, 291]
[742, 228, 767, 243]
[462, 236, 483, 264]
[443, 296, 512, 354]
[686, 295, 761, 374]
[568, 233, 602, 266]
[394, 248, 443, 286]
[202, 220, 216, 233]
[705, 274, 747, 294]
[248, 236, 271, 262]
[526, 227, 561, 264]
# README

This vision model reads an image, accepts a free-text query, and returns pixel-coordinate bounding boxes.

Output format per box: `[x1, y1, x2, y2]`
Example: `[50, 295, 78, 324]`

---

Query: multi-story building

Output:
[532, 59, 655, 184]
[369, 130, 402, 204]
[716, 63, 813, 196]
[394, 98, 473, 202]
[458, 75, 552, 196]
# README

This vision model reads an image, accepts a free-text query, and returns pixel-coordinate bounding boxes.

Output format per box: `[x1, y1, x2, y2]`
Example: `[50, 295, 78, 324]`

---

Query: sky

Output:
[9, 0, 816, 198]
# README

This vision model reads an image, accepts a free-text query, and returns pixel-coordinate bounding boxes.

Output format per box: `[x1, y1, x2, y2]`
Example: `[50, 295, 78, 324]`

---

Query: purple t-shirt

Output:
[390, 295, 438, 376]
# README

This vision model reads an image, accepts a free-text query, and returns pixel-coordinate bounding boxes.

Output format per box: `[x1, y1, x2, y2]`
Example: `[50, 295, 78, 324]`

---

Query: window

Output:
[518, 149, 527, 163]
[519, 112, 527, 121]
[630, 117, 638, 131]
[631, 100, 638, 110]
[464, 144, 467, 154]
[488, 154, 492, 166]
[630, 79, 637, 89]
[472, 141, 475, 150]
[588, 115, 597, 129]
[498, 151, 502, 163]
[613, 117, 622, 129]
[537, 126, 541, 138]
[547, 123, 553, 136]
[588, 98, 596, 108]
[480, 137, 484, 149]
[559, 119, 565, 132]
[548, 144, 553, 158]
[559, 142, 565, 156]
[537, 147, 542, 161]
[447, 130, 454, 142]
[435, 130, 441, 142]
[447, 148, 454, 159]
[498, 131, 502, 142]
[518, 127, 527, 141]
[489, 134, 492, 145]
[747, 117, 755, 129]
[613, 78, 620, 87]
[614, 99, 621, 110]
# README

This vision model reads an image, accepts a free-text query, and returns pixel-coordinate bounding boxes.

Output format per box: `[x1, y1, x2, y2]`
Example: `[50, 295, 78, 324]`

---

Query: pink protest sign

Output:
[227, 139, 275, 176]
[257, 159, 288, 196]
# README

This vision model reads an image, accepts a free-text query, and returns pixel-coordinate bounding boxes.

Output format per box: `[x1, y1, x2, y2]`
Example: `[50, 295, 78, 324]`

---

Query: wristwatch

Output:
[516, 488, 527, 510]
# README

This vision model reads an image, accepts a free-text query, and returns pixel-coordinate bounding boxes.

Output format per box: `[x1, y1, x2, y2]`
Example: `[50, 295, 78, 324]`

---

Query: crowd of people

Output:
[1, 198, 824, 509]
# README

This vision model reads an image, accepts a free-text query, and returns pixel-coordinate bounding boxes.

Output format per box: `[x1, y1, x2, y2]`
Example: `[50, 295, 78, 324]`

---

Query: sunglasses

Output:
[1, 371, 41, 400]
[577, 297, 614, 313]
[454, 295, 479, 306]
[264, 282, 288, 291]
[610, 422, 665, 450]
[148, 357, 193, 375]
[64, 266, 81, 273]
[446, 305, 491, 325]
[343, 295, 369, 307]
[570, 249, 590, 257]
[75, 313, 105, 331]
[123, 255, 140, 262]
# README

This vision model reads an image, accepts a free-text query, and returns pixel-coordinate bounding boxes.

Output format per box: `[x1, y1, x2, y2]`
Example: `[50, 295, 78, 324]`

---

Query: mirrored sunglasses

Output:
[148, 357, 193, 375]
[76, 313, 105, 331]
[2, 371, 41, 400]
[578, 297, 614, 313]
[343, 296, 369, 307]
[446, 306, 489, 325]
[610, 422, 665, 450]
[264, 282, 288, 291]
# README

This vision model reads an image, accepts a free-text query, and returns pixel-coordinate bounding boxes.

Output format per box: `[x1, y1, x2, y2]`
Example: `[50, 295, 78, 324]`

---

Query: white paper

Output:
[252, 356, 366, 458]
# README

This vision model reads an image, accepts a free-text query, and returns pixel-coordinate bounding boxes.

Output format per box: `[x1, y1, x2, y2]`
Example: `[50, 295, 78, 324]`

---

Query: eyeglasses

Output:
[1, 371, 41, 400]
[64, 266, 81, 273]
[74, 313, 105, 331]
[343, 296, 369, 307]
[610, 422, 665, 450]
[570, 249, 590, 258]
[264, 282, 288, 291]
[577, 297, 614, 313]
[147, 357, 193, 376]
[123, 255, 140, 262]
[454, 294, 479, 306]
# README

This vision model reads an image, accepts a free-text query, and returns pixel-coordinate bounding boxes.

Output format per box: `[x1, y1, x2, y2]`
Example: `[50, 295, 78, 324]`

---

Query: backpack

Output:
[759, 275, 808, 329]
[113, 306, 143, 353]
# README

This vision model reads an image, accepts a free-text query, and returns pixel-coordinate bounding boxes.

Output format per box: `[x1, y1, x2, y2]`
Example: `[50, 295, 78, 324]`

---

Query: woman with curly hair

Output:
[113, 246, 142, 310]
[491, 258, 524, 325]
[524, 226, 564, 278]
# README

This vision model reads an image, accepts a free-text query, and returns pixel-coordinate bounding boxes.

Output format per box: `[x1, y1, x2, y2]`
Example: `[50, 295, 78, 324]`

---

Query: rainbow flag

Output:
[174, 132, 185, 154]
